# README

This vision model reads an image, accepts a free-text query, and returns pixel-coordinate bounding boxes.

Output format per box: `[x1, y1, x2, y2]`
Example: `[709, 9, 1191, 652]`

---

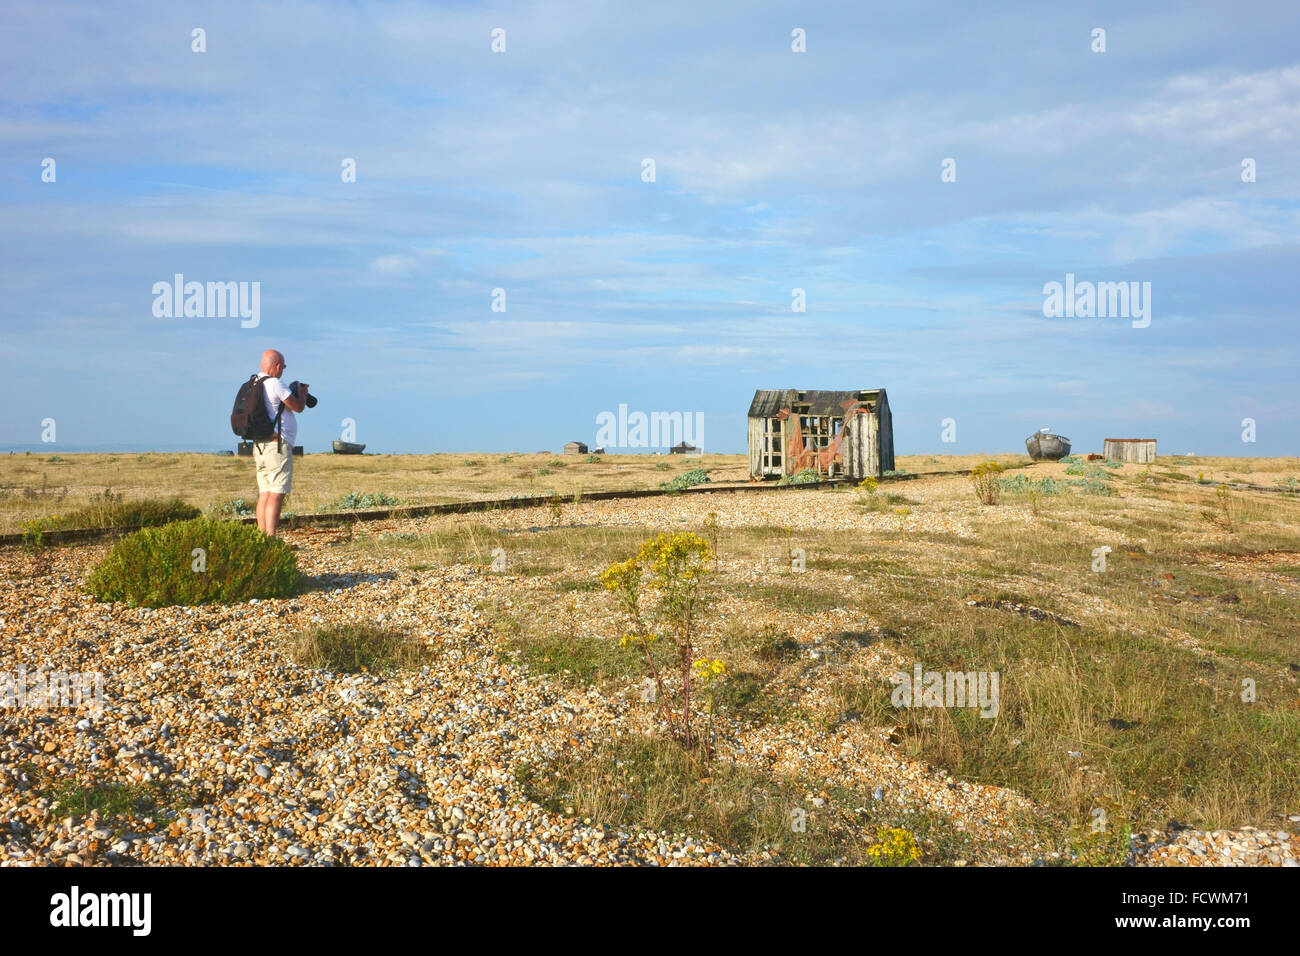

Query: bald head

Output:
[260, 349, 286, 375]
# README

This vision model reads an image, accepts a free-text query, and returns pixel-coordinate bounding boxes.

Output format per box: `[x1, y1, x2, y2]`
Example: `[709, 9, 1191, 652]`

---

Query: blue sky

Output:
[1, 0, 1297, 455]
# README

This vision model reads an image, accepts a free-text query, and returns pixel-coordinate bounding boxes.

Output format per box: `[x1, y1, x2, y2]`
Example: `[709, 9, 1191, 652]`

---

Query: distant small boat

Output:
[1025, 429, 1071, 461]
[332, 440, 366, 454]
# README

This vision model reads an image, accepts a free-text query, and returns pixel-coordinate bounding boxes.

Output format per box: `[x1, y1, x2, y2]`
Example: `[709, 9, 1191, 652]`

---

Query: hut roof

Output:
[748, 389, 797, 417]
[749, 388, 886, 417]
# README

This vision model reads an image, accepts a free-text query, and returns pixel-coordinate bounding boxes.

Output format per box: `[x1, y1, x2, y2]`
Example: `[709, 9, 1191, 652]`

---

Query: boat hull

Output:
[332, 441, 366, 455]
[1025, 433, 1071, 461]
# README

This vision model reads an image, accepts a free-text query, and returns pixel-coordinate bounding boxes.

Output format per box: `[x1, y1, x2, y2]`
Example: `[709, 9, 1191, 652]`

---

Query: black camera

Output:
[288, 381, 318, 408]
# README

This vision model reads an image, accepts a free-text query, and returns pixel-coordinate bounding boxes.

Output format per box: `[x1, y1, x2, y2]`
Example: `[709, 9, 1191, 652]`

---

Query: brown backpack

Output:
[230, 374, 283, 448]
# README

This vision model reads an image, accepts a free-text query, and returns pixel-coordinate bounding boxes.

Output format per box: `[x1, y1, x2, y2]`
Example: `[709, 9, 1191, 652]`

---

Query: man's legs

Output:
[256, 492, 270, 533]
[262, 492, 286, 536]
[253, 440, 292, 536]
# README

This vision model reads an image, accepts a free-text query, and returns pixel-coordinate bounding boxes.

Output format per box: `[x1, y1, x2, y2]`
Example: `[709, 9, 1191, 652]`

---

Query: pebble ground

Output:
[2, 483, 1295, 867]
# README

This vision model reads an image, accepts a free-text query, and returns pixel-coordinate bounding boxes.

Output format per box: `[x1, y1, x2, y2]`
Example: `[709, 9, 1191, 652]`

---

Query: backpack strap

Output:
[268, 377, 285, 452]
[255, 374, 285, 451]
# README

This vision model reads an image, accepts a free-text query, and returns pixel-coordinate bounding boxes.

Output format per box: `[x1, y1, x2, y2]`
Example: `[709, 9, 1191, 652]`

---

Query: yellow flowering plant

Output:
[692, 658, 726, 755]
[602, 532, 715, 747]
[602, 558, 674, 731]
[970, 460, 1004, 505]
[866, 827, 922, 866]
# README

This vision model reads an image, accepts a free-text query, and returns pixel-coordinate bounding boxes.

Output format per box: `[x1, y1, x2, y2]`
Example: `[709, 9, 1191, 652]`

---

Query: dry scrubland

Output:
[2, 453, 1299, 866]
[0, 451, 757, 533]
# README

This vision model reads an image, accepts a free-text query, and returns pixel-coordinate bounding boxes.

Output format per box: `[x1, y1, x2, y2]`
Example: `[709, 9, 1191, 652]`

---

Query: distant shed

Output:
[1104, 438, 1157, 463]
[748, 388, 894, 480]
[563, 441, 589, 455]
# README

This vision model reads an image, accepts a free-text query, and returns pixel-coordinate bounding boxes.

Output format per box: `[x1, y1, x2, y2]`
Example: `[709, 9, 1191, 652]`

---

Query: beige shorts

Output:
[253, 438, 294, 494]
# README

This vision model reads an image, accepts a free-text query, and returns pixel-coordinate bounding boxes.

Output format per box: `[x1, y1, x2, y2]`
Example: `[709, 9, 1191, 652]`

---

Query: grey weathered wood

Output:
[1104, 438, 1157, 463]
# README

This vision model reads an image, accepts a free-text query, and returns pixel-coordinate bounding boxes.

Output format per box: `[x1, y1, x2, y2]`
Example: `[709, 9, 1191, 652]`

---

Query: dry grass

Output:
[346, 455, 1300, 843]
[0, 451, 748, 533]
[514, 734, 976, 865]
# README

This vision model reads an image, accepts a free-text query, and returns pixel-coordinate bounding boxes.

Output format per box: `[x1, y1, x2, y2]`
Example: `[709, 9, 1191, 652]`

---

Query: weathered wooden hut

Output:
[563, 441, 588, 455]
[1104, 438, 1157, 463]
[748, 388, 894, 480]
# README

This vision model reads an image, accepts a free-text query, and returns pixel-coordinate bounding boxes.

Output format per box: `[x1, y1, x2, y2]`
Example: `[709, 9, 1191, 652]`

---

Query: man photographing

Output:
[252, 348, 309, 536]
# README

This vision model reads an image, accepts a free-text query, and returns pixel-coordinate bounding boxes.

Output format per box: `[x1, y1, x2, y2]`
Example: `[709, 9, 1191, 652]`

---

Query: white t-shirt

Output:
[259, 374, 297, 446]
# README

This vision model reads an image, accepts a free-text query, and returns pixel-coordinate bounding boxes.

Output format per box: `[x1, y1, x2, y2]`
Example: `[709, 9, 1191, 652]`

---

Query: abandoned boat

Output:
[331, 440, 366, 454]
[1025, 429, 1071, 461]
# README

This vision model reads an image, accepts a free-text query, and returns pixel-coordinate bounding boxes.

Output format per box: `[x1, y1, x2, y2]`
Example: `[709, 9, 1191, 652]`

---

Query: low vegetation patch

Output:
[323, 491, 400, 511]
[857, 475, 916, 511]
[776, 468, 822, 486]
[85, 518, 298, 607]
[46, 491, 199, 531]
[999, 474, 1064, 496]
[288, 623, 431, 674]
[515, 735, 965, 865]
[43, 777, 189, 822]
[659, 468, 710, 491]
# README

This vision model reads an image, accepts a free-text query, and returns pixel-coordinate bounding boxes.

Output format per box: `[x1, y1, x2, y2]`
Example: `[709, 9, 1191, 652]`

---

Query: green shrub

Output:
[999, 474, 1064, 496]
[1058, 455, 1081, 464]
[54, 492, 200, 530]
[653, 462, 672, 471]
[585, 454, 602, 463]
[882, 468, 910, 477]
[323, 491, 399, 511]
[85, 518, 298, 608]
[776, 468, 822, 486]
[289, 623, 430, 674]
[659, 468, 711, 491]
[213, 498, 255, 517]
[1067, 476, 1116, 496]
[1004, 471, 1112, 497]
[1065, 463, 1114, 481]
[43, 778, 184, 821]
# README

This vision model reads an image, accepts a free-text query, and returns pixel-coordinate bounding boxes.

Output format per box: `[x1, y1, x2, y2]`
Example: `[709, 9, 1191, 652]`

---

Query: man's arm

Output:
[271, 379, 306, 413]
